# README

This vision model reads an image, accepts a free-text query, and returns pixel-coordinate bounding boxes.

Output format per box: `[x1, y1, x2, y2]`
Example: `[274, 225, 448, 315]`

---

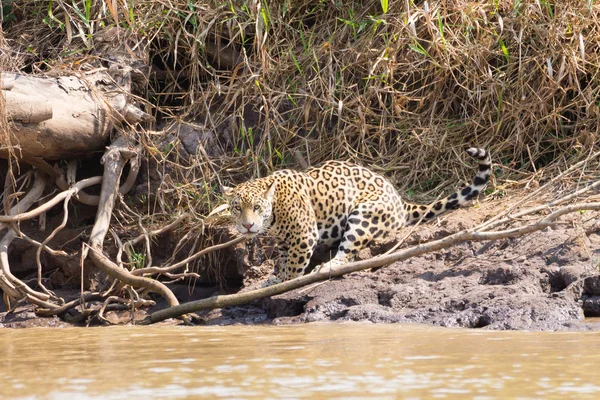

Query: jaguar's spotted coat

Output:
[223, 148, 491, 286]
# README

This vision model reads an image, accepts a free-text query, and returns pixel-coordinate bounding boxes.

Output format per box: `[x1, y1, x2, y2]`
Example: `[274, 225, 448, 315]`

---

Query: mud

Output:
[2, 197, 600, 331]
[198, 198, 600, 331]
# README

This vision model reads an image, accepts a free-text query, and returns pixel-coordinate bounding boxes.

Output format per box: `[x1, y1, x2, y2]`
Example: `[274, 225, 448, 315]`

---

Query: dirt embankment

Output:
[2, 196, 600, 331]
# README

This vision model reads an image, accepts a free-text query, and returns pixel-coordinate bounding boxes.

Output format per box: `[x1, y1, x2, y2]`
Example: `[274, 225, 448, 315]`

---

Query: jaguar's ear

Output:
[221, 185, 234, 199]
[264, 181, 277, 202]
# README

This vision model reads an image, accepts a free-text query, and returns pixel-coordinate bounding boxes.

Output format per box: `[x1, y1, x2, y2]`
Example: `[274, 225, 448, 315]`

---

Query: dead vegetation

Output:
[1, 1, 600, 325]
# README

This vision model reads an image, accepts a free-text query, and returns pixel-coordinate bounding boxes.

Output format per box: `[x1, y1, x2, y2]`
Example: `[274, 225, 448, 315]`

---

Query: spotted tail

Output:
[405, 148, 492, 224]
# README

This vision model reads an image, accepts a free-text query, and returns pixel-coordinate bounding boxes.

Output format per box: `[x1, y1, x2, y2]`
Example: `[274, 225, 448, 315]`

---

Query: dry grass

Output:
[0, 28, 9, 153]
[2, 1, 600, 257]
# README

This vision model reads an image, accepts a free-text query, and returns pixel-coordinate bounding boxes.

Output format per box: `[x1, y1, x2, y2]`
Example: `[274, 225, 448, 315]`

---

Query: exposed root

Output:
[54, 147, 141, 206]
[87, 245, 180, 308]
[34, 293, 103, 317]
[0, 133, 243, 322]
[35, 191, 73, 299]
[0, 136, 189, 321]
[0, 176, 103, 226]
[131, 236, 246, 277]
[124, 212, 191, 249]
[0, 172, 58, 310]
[97, 292, 155, 325]
[84, 135, 184, 322]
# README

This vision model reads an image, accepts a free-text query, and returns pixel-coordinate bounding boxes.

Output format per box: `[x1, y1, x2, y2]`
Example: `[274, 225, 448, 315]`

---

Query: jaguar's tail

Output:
[404, 148, 492, 225]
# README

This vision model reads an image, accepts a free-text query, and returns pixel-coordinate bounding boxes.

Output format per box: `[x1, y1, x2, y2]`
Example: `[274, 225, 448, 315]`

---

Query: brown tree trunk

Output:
[1, 72, 151, 161]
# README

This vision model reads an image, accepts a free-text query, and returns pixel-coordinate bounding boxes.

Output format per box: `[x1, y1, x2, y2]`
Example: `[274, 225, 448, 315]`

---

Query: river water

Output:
[1, 323, 599, 399]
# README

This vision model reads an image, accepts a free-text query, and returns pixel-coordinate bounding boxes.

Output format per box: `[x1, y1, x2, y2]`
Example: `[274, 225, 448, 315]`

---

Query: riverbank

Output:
[199, 196, 600, 331]
[3, 194, 600, 331]
[3, 1, 600, 330]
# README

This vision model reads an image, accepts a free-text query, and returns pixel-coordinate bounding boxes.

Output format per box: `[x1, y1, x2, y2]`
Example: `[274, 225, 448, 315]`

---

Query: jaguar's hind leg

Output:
[315, 200, 401, 273]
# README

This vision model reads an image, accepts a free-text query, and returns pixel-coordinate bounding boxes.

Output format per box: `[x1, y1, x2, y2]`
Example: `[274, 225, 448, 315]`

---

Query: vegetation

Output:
[1, 1, 599, 323]
[4, 1, 599, 188]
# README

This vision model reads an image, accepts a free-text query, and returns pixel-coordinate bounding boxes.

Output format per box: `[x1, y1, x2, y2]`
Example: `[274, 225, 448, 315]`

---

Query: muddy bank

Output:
[2, 197, 600, 331]
[199, 199, 600, 331]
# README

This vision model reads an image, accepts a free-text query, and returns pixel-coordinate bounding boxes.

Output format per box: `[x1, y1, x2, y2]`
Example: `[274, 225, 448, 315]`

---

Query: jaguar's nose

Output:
[242, 222, 254, 231]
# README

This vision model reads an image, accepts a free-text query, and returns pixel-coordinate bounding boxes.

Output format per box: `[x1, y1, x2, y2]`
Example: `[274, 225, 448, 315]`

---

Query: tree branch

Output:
[141, 201, 600, 324]
[86, 136, 181, 308]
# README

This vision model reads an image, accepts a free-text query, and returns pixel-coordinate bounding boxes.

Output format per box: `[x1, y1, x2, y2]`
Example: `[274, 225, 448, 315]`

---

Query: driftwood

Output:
[1, 72, 151, 160]
[143, 199, 600, 324]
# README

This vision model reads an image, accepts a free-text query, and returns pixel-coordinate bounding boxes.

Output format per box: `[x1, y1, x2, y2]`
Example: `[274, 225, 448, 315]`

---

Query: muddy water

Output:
[1, 323, 599, 399]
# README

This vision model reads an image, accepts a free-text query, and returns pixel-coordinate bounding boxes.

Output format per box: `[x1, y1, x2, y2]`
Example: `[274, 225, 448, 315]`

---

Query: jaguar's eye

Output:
[233, 205, 241, 212]
[253, 205, 261, 212]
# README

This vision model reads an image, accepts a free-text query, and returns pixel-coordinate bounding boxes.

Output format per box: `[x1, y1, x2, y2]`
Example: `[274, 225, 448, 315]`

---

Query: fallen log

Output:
[1, 72, 151, 160]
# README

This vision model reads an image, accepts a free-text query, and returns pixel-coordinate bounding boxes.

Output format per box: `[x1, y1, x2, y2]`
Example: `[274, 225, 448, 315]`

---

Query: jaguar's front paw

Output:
[313, 262, 332, 274]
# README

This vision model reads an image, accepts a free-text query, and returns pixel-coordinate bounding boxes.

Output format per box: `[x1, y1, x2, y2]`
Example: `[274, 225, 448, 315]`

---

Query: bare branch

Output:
[142, 201, 600, 324]
[86, 136, 181, 308]
[478, 179, 600, 232]
[476, 149, 600, 232]
[131, 235, 246, 277]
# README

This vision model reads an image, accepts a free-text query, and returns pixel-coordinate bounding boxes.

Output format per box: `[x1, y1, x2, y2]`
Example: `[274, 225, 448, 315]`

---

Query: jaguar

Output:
[223, 148, 491, 286]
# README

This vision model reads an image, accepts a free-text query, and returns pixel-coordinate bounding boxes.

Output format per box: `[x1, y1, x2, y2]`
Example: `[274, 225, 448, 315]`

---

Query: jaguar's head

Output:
[222, 180, 276, 236]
